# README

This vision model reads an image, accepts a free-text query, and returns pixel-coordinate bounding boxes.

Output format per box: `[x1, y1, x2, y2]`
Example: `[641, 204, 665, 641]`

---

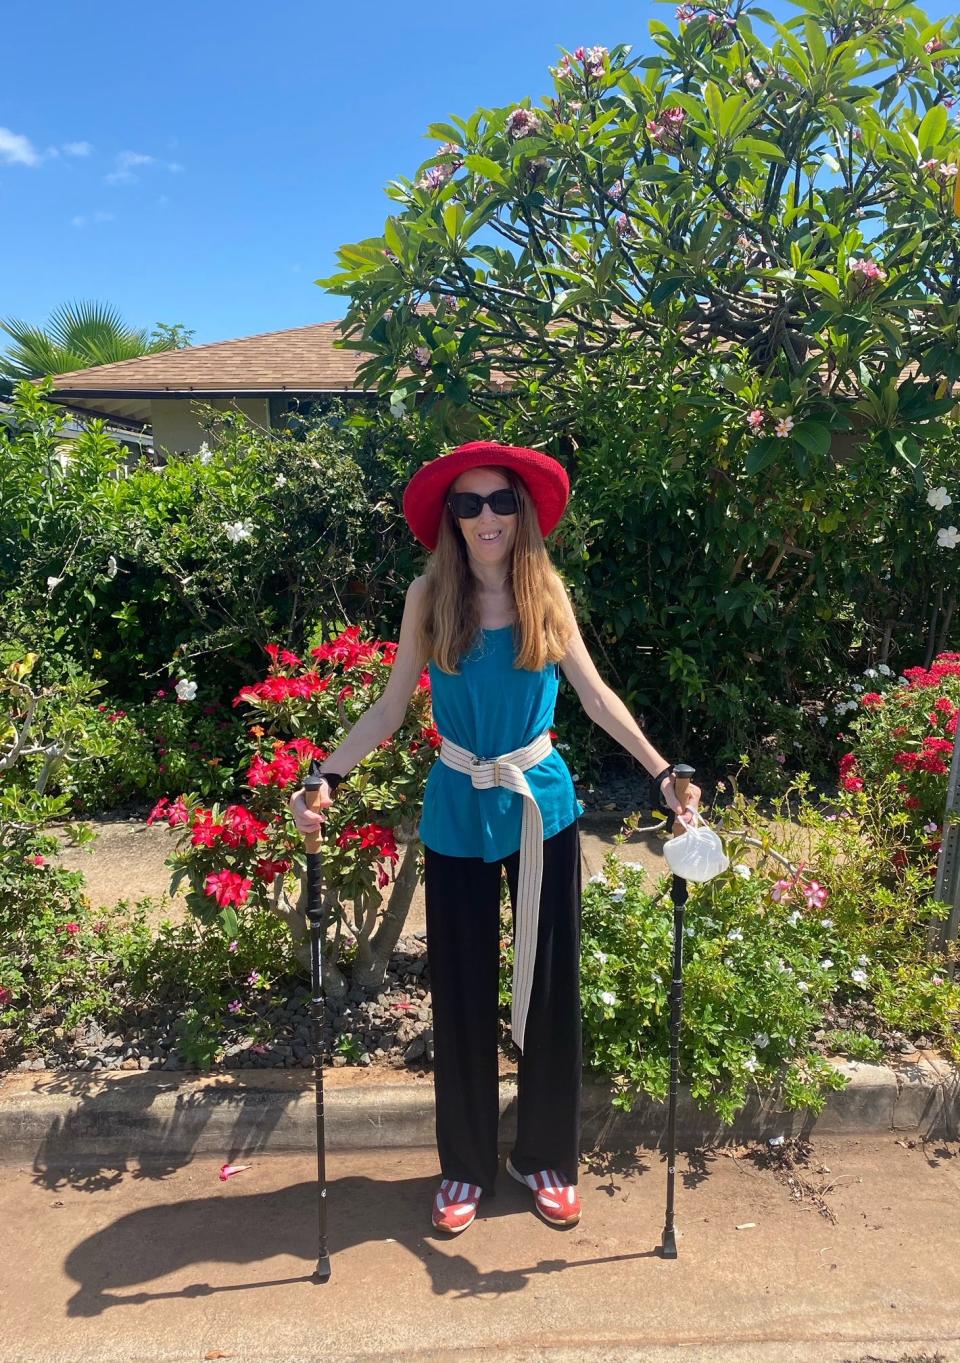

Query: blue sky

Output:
[2, 0, 954, 346]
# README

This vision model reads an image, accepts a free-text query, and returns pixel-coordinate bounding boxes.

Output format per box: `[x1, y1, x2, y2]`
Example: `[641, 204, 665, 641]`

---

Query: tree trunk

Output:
[352, 837, 423, 991]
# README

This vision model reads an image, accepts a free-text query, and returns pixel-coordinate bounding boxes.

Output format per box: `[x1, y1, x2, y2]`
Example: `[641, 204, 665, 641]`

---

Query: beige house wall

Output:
[150, 397, 271, 455]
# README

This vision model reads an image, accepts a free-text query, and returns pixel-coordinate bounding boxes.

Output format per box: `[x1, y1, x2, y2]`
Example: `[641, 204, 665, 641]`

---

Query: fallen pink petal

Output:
[219, 1163, 253, 1181]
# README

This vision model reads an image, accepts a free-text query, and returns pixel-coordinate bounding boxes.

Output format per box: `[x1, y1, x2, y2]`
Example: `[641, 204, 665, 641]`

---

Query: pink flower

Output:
[747, 409, 765, 430]
[0, 985, 13, 1007]
[247, 970, 261, 986]
[802, 880, 828, 909]
[228, 1000, 242, 1014]
[506, 108, 541, 138]
[219, 1162, 253, 1181]
[770, 878, 793, 903]
[26, 854, 47, 867]
[204, 869, 253, 907]
[61, 922, 80, 936]
[228, 939, 239, 953]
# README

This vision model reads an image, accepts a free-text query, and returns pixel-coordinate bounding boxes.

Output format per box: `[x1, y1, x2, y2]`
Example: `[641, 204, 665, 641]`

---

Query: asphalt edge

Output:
[3, 1054, 957, 1166]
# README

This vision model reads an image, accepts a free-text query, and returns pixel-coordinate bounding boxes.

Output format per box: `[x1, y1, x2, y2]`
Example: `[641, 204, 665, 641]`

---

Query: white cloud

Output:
[105, 150, 155, 184]
[63, 140, 93, 157]
[167, 160, 184, 174]
[0, 127, 40, 166]
[71, 210, 116, 228]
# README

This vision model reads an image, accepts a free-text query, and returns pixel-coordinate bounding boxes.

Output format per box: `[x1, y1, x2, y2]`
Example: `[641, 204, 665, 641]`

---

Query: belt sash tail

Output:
[437, 730, 554, 1054]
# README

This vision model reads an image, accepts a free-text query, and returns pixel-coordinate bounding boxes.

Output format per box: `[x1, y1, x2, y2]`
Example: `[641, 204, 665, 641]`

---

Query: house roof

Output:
[41, 321, 374, 423]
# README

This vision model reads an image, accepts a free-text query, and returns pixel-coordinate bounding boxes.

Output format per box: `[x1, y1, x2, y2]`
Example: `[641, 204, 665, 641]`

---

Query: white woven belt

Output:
[438, 729, 554, 1054]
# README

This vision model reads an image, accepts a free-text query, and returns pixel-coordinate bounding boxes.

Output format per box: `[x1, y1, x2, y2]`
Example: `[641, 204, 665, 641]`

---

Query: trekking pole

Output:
[303, 760, 332, 1283]
[659, 761, 696, 1261]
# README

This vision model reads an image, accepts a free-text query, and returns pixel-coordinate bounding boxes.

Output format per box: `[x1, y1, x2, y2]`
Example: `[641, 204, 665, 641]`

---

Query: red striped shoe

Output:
[506, 1156, 581, 1226]
[431, 1178, 482, 1235]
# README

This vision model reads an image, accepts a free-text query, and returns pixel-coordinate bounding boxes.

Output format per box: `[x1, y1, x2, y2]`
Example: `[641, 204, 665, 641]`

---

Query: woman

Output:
[291, 440, 700, 1236]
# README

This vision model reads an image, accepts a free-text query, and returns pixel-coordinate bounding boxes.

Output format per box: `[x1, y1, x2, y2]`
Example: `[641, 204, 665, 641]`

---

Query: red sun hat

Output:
[402, 441, 570, 552]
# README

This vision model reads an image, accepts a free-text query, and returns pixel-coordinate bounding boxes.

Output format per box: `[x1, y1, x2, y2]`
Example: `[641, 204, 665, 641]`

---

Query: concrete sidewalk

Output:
[3, 1136, 958, 1363]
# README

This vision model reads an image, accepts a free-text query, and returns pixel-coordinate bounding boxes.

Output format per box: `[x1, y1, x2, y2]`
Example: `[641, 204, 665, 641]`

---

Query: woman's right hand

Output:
[288, 782, 335, 837]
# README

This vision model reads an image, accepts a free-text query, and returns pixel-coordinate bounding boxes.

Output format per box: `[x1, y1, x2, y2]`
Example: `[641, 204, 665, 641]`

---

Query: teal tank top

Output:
[418, 624, 584, 862]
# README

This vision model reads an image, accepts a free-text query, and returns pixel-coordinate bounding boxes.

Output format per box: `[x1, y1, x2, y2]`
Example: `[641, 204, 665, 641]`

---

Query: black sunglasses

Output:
[447, 488, 519, 519]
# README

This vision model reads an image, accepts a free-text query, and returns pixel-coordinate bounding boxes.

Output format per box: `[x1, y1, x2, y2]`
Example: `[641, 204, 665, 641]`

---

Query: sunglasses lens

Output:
[450, 489, 518, 518]
[491, 490, 518, 514]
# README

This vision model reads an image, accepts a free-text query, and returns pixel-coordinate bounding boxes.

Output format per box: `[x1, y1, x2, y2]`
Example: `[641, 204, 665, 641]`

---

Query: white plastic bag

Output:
[662, 809, 729, 882]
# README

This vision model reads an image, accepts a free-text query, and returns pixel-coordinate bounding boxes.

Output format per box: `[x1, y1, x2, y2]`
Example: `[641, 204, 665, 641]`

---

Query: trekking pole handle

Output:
[303, 761, 328, 857]
[670, 762, 696, 835]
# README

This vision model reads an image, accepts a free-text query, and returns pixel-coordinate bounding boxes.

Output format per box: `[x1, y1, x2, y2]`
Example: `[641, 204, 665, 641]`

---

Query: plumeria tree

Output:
[156, 626, 440, 998]
[321, 0, 960, 451]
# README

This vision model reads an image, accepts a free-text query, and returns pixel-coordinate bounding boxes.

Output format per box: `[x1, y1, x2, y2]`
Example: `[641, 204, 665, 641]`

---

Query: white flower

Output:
[774, 415, 794, 437]
[609, 888, 626, 903]
[223, 520, 254, 544]
[588, 873, 607, 885]
[877, 664, 893, 676]
[556, 741, 569, 751]
[851, 683, 864, 693]
[818, 715, 829, 726]
[788, 910, 802, 926]
[787, 1035, 796, 1048]
[797, 980, 809, 993]
[768, 1134, 785, 1147]
[820, 959, 834, 970]
[197, 442, 214, 464]
[936, 525, 959, 550]
[106, 555, 118, 579]
[600, 991, 617, 1007]
[727, 927, 743, 941]
[274, 473, 287, 488]
[744, 1055, 758, 1072]
[753, 1032, 770, 1048]
[594, 950, 608, 965]
[863, 668, 877, 679]
[858, 954, 869, 966]
[851, 968, 868, 986]
[926, 486, 953, 511]
[175, 678, 197, 702]
[623, 860, 644, 872]
[723, 956, 734, 967]
[46, 575, 63, 594]
[820, 918, 833, 928]
[389, 398, 407, 420]
[652, 973, 662, 984]
[733, 863, 751, 879]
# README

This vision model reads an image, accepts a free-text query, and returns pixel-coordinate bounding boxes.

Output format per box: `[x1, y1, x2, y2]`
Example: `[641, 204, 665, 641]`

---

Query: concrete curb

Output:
[2, 1053, 957, 1166]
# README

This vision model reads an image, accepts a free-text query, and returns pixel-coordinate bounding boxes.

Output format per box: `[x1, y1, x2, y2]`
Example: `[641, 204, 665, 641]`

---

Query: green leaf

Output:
[917, 104, 948, 154]
[745, 437, 780, 475]
[463, 154, 508, 186]
[791, 421, 832, 457]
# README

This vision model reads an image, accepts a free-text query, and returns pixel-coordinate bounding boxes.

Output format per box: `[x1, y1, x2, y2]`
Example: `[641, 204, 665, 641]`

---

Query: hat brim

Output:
[402, 441, 570, 551]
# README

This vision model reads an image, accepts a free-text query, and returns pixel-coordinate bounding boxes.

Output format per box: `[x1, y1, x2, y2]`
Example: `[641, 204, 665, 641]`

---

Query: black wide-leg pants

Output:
[423, 817, 583, 1197]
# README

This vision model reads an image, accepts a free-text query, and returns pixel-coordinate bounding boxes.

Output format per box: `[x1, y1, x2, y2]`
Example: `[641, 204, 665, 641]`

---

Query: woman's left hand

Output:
[662, 776, 702, 829]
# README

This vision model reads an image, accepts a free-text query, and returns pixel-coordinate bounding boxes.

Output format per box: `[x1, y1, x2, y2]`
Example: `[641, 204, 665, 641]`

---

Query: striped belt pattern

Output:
[437, 729, 554, 1054]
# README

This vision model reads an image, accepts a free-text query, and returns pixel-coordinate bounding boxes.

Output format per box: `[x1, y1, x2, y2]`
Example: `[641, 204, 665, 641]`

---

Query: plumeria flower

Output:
[937, 526, 959, 550]
[744, 1055, 759, 1073]
[175, 678, 197, 702]
[600, 990, 617, 1007]
[774, 415, 794, 437]
[219, 1162, 253, 1181]
[223, 520, 254, 544]
[506, 108, 541, 139]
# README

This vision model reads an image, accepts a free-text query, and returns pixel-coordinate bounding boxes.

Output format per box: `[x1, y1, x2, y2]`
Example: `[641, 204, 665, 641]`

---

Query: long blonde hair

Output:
[417, 465, 574, 673]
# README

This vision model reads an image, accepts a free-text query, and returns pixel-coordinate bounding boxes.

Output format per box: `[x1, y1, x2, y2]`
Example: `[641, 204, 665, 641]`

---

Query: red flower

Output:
[255, 858, 292, 881]
[861, 693, 883, 707]
[165, 797, 190, 827]
[220, 805, 271, 848]
[841, 775, 864, 791]
[61, 922, 80, 936]
[904, 795, 921, 810]
[191, 810, 226, 847]
[892, 850, 909, 869]
[0, 985, 12, 1007]
[265, 643, 281, 662]
[204, 869, 253, 906]
[26, 853, 47, 867]
[337, 685, 354, 703]
[147, 797, 170, 826]
[838, 753, 858, 775]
